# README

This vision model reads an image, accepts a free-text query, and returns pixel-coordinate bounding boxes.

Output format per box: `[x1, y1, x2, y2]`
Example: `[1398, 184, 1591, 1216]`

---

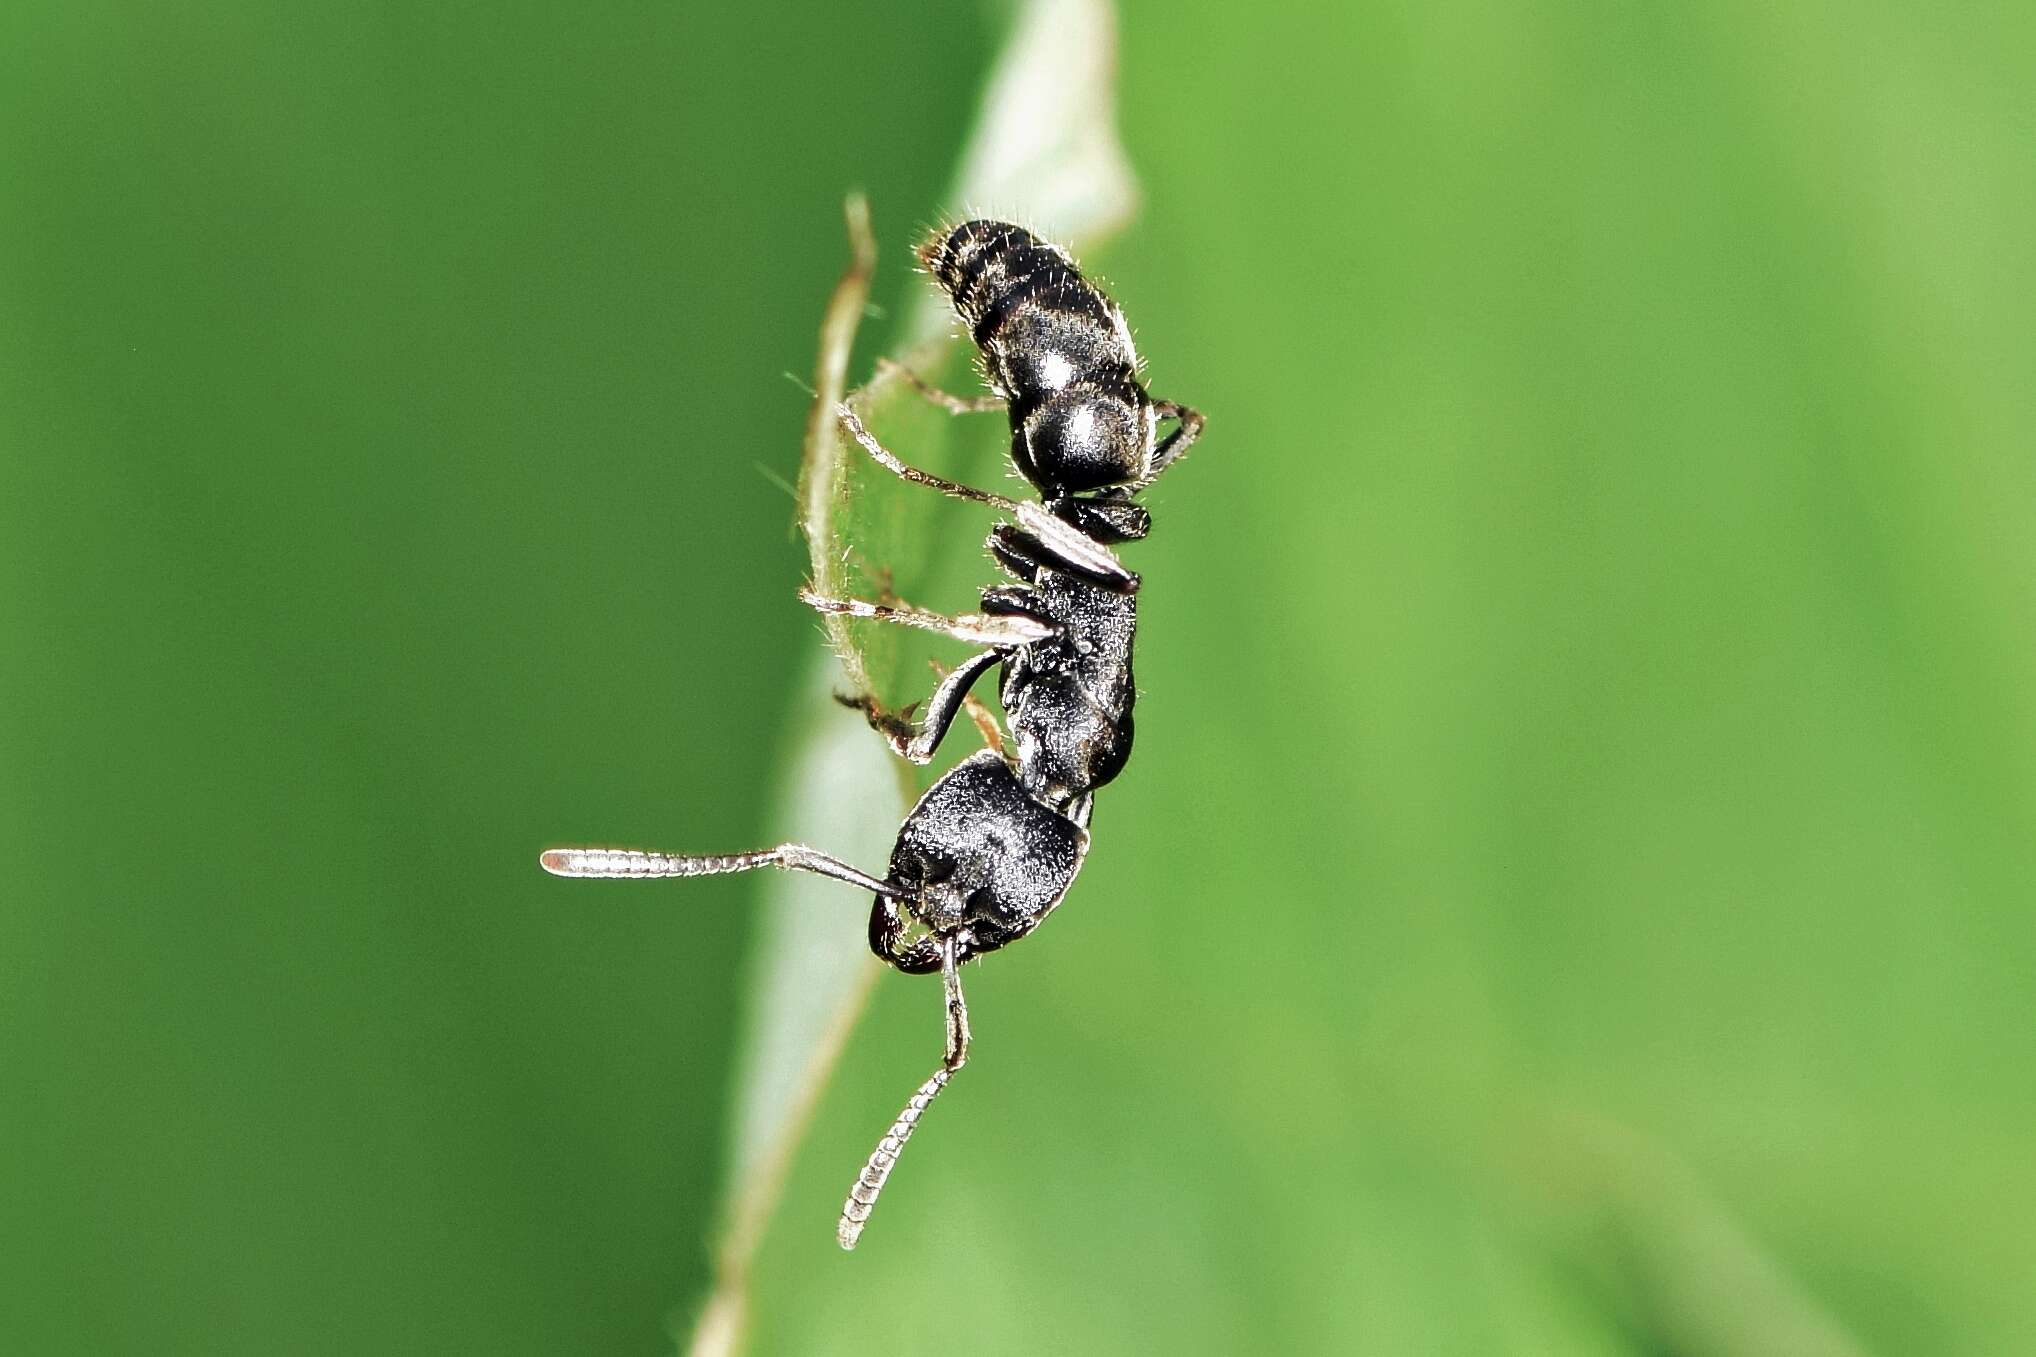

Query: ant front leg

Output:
[877, 357, 1006, 415]
[928, 655, 1010, 756]
[914, 653, 1009, 761]
[843, 648, 1004, 765]
[839, 934, 970, 1250]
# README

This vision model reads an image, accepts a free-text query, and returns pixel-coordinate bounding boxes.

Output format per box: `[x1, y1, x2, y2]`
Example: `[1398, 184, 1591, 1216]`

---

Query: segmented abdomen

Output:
[920, 220, 1140, 409]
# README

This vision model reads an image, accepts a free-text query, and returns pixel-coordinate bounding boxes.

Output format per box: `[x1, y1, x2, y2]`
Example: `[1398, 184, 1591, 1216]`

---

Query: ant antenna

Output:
[838, 934, 970, 1249]
[539, 844, 904, 898]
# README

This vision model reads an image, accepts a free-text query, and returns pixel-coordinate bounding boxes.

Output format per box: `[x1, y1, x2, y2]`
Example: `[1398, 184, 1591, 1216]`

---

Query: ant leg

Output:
[1007, 504, 1138, 592]
[799, 586, 1055, 648]
[835, 689, 917, 753]
[989, 532, 1041, 582]
[839, 934, 969, 1250]
[1064, 792, 1095, 832]
[1141, 400, 1206, 484]
[539, 842, 902, 896]
[961, 691, 1006, 754]
[877, 357, 1006, 414]
[925, 655, 1009, 755]
[989, 523, 1143, 596]
[836, 405, 1136, 591]
[836, 405, 1020, 510]
[911, 651, 1005, 762]
[844, 649, 1003, 764]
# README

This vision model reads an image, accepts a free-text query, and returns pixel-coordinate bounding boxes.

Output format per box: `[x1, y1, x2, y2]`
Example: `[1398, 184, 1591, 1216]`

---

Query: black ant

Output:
[541, 220, 1204, 1249]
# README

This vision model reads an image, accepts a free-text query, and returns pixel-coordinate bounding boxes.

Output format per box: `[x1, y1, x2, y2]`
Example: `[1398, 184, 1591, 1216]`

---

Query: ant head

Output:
[885, 750, 1086, 944]
[1014, 387, 1154, 496]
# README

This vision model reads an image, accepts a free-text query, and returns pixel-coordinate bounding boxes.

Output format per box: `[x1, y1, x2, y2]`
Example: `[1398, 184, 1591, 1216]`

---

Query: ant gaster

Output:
[542, 220, 1203, 1250]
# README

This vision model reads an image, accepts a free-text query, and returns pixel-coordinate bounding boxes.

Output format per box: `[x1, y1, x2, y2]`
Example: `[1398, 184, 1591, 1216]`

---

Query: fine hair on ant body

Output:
[542, 219, 1204, 1249]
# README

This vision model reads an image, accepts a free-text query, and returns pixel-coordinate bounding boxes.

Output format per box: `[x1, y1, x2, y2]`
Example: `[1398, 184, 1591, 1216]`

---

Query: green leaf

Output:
[686, 2, 1140, 1350]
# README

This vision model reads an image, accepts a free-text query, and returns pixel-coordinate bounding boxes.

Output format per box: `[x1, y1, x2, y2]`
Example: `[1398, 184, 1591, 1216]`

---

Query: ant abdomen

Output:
[1018, 380, 1151, 495]
[920, 220, 1153, 496]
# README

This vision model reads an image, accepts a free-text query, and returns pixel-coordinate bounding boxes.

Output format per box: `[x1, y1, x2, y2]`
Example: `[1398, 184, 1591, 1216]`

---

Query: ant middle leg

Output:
[799, 586, 1055, 648]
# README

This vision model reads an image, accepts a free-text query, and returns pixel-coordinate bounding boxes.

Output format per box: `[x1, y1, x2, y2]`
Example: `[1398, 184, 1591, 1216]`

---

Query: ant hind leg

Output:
[878, 357, 1006, 415]
[1138, 400, 1206, 487]
[835, 405, 1136, 591]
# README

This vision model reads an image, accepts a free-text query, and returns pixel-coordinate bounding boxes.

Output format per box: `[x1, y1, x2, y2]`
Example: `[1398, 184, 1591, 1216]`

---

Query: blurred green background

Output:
[5, 1, 2032, 1354]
